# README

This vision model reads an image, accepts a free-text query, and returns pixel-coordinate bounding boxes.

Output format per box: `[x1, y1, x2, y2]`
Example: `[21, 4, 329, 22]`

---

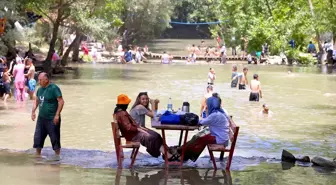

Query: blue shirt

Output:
[199, 111, 230, 144]
[124, 51, 132, 62]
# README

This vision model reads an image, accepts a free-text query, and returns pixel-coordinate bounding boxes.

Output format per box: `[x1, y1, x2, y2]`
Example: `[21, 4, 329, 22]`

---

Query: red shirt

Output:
[114, 110, 138, 141]
[82, 45, 89, 55]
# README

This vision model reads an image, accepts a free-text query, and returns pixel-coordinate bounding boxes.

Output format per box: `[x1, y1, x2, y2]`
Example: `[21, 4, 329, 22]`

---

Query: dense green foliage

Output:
[0, 0, 335, 66]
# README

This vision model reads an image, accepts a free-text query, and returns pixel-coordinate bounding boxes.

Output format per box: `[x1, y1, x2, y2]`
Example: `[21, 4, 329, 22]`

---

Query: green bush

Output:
[297, 54, 316, 65]
[79, 54, 93, 62]
[285, 48, 316, 65]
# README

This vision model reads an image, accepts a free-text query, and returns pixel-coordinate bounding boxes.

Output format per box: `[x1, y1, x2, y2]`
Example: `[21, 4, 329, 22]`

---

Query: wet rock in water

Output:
[281, 150, 296, 163]
[311, 157, 336, 168]
[281, 162, 295, 170]
[296, 155, 311, 163]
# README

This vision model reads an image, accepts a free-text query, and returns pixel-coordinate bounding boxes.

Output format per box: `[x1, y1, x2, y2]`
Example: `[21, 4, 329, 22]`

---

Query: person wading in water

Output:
[232, 67, 248, 90]
[32, 72, 64, 161]
[200, 85, 213, 118]
[208, 68, 216, 85]
[25, 58, 36, 100]
[249, 74, 262, 101]
[231, 65, 239, 88]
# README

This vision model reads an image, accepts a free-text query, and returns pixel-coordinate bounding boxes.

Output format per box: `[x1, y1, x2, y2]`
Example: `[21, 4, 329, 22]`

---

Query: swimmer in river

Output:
[231, 65, 239, 88]
[259, 104, 273, 117]
[232, 67, 248, 90]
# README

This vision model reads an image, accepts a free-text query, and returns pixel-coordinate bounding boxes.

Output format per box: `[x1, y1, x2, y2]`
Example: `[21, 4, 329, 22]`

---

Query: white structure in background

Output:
[14, 21, 23, 31]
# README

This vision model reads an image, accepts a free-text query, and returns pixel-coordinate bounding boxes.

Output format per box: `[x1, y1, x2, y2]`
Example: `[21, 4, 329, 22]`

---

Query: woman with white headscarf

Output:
[13, 57, 26, 101]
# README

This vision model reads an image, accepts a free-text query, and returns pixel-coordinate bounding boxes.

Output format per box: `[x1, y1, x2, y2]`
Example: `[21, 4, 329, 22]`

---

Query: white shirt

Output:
[162, 54, 170, 64]
[208, 72, 215, 83]
[247, 54, 252, 61]
[220, 46, 226, 53]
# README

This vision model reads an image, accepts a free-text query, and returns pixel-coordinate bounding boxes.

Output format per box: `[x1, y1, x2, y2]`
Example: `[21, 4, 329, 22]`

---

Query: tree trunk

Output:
[3, 39, 16, 61]
[61, 31, 81, 65]
[58, 38, 64, 56]
[307, 0, 323, 63]
[72, 35, 82, 62]
[43, 0, 64, 73]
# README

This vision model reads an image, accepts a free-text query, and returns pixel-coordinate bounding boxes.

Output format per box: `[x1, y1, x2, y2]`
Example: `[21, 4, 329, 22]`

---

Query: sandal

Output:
[161, 153, 181, 162]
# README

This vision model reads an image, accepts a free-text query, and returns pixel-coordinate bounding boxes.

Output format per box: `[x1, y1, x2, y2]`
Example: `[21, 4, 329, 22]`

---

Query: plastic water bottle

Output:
[167, 97, 173, 112]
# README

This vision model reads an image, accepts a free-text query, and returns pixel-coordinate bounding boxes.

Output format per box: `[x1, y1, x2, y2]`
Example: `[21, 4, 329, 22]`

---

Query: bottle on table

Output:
[167, 97, 173, 112]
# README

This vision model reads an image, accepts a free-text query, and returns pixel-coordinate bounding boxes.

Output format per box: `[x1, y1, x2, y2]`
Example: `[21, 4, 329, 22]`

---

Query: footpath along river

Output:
[0, 62, 335, 184]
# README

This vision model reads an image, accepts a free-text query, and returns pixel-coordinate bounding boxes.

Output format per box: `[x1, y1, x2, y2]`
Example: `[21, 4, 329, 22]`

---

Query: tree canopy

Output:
[0, 0, 335, 67]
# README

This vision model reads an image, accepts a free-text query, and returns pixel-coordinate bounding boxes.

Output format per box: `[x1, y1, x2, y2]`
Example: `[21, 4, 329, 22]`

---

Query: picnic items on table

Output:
[160, 111, 181, 124]
[180, 113, 199, 126]
[160, 110, 199, 126]
[167, 97, 173, 112]
[181, 101, 190, 113]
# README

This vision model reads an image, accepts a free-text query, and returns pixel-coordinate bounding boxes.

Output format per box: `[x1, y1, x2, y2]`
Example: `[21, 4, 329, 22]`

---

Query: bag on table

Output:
[160, 111, 181, 124]
[180, 113, 199, 126]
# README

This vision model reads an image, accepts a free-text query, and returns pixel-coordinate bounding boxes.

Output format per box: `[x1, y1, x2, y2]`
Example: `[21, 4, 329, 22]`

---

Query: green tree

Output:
[122, 0, 174, 43]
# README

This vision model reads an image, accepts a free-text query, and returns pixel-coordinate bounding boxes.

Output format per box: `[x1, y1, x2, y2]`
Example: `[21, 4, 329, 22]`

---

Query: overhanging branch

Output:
[34, 3, 55, 24]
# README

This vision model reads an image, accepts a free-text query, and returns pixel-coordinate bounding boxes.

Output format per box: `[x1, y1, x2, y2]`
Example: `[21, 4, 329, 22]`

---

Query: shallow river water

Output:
[0, 62, 335, 184]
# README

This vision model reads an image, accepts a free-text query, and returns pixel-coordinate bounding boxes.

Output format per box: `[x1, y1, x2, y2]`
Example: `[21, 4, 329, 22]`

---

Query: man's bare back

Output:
[27, 65, 35, 80]
[249, 74, 262, 101]
[250, 79, 261, 93]
[239, 74, 247, 85]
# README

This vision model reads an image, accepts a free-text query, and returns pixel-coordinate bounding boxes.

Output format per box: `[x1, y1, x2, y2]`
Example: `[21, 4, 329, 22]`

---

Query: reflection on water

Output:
[0, 151, 335, 185]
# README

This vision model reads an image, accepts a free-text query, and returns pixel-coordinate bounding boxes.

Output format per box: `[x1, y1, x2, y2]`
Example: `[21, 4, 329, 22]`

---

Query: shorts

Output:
[0, 81, 4, 96]
[239, 84, 246, 90]
[4, 82, 10, 94]
[249, 92, 260, 101]
[28, 79, 36, 92]
[33, 117, 61, 151]
[208, 82, 214, 85]
[231, 82, 237, 88]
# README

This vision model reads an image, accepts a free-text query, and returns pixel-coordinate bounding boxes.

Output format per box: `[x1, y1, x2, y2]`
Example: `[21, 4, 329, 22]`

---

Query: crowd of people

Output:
[21, 63, 270, 163]
[0, 43, 271, 164]
[0, 55, 36, 103]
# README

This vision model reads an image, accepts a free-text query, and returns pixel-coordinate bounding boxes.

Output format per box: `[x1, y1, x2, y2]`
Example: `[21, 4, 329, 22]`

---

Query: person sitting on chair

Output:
[173, 93, 230, 162]
[114, 94, 174, 159]
[130, 92, 159, 127]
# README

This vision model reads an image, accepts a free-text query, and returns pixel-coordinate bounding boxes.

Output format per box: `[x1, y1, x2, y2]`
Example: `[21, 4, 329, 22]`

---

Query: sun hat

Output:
[117, 94, 131, 104]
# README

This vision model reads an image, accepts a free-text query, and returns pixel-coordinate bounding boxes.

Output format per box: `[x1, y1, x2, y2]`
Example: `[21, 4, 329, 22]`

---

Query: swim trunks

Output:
[4, 82, 10, 94]
[249, 92, 259, 101]
[239, 84, 246, 90]
[28, 79, 36, 92]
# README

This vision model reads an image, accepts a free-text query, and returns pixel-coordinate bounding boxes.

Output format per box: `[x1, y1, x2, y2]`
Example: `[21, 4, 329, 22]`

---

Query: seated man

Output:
[121, 46, 133, 64]
[173, 93, 230, 162]
[114, 94, 174, 159]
